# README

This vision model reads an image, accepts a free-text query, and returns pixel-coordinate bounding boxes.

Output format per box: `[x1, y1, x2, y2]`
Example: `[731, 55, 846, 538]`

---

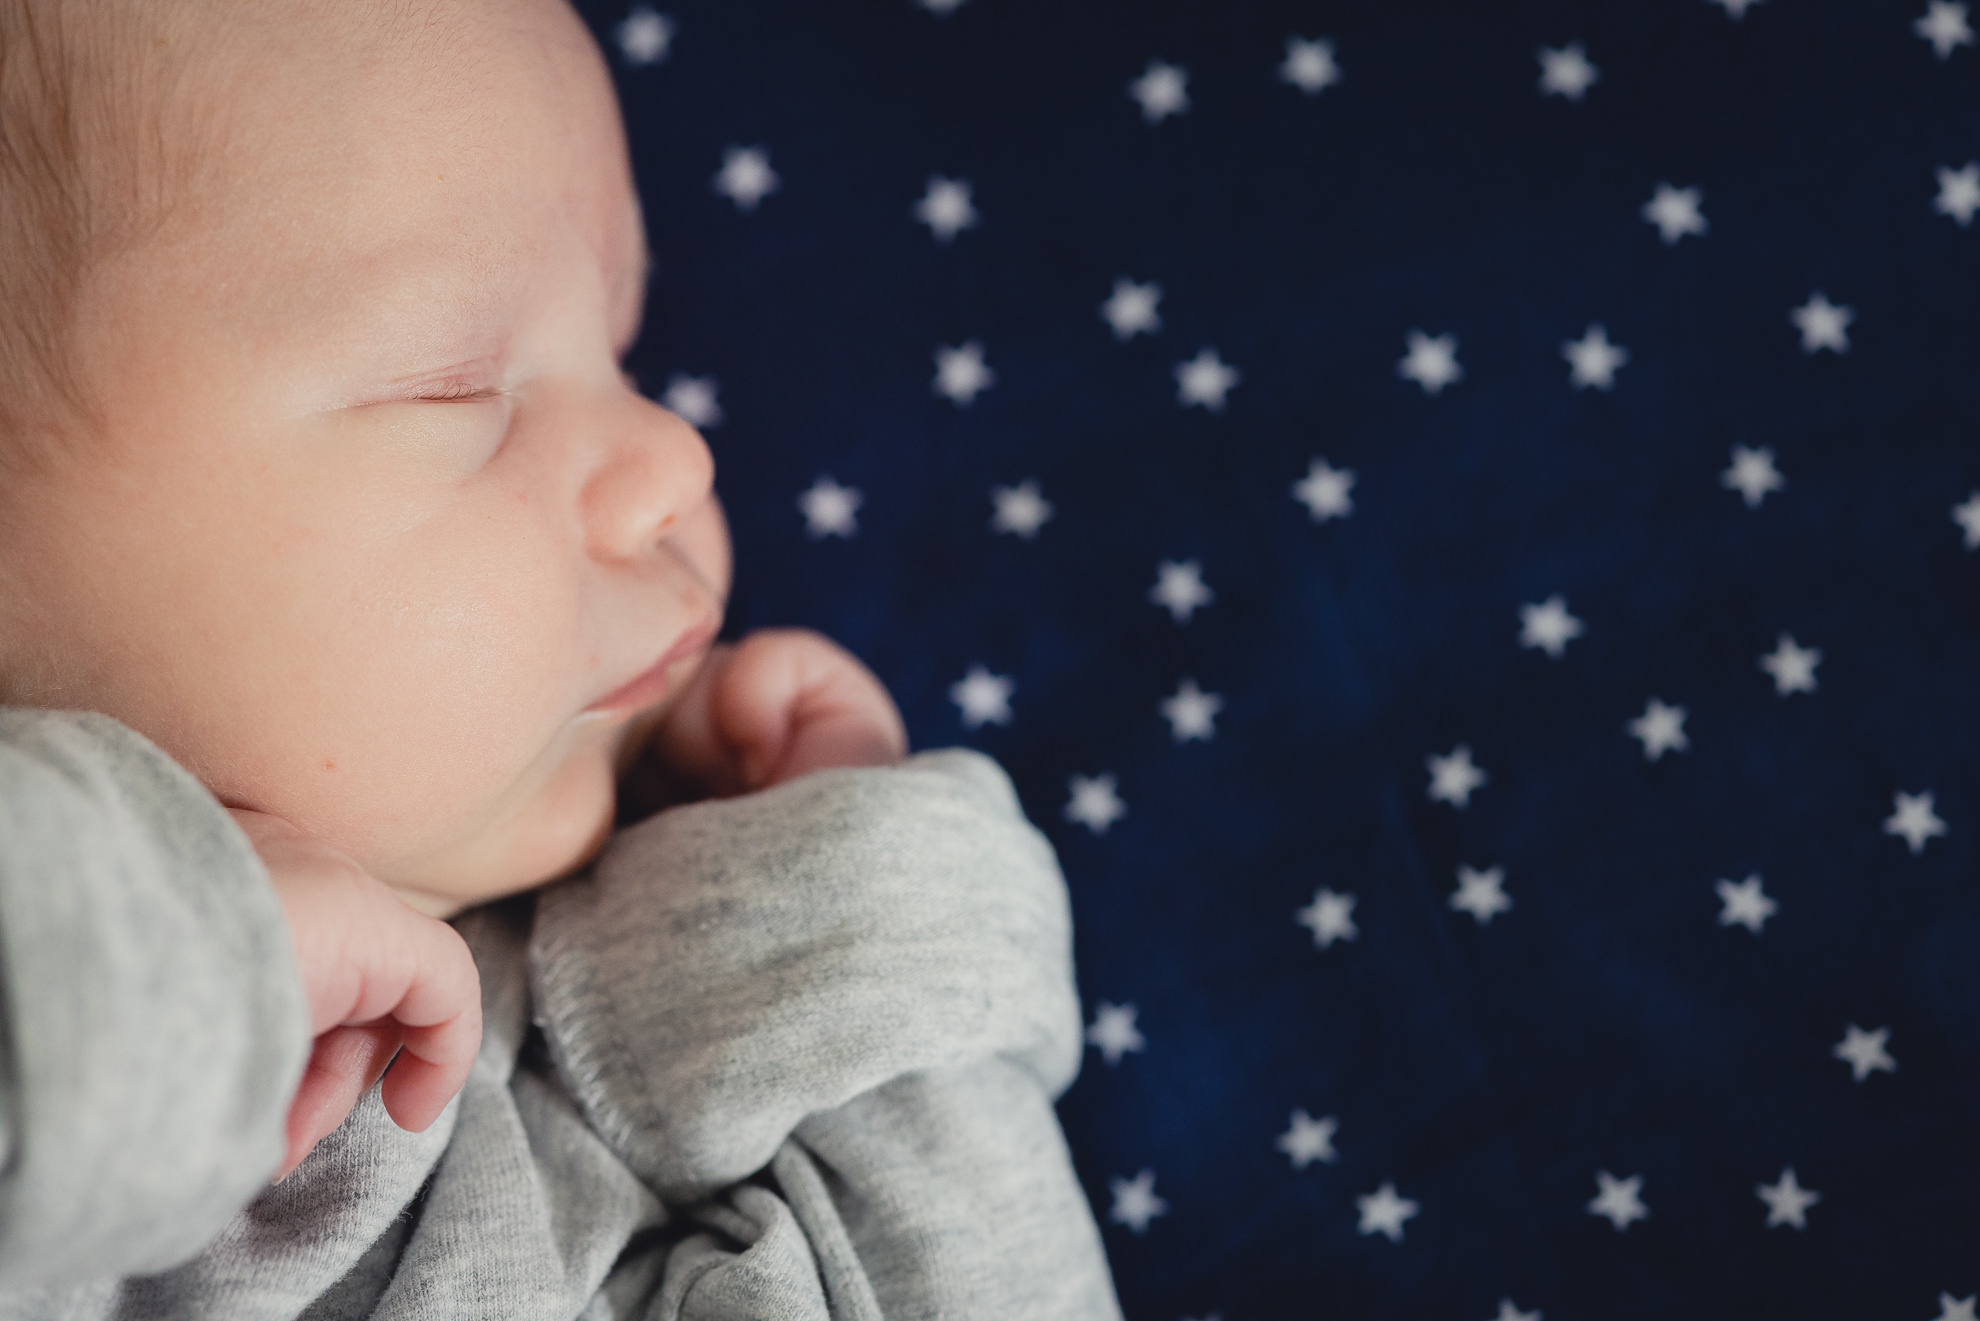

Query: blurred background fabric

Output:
[573, 0, 1980, 1315]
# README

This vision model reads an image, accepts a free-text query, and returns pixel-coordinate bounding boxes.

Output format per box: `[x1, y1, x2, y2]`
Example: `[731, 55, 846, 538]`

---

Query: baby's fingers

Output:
[369, 918, 483, 1134]
[277, 1022, 401, 1182]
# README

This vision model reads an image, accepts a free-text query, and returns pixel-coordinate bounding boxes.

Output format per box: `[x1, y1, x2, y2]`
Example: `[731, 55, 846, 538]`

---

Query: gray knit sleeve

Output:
[0, 708, 311, 1290]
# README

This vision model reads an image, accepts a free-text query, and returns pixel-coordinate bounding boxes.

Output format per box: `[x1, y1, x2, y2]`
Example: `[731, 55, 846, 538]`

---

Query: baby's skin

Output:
[0, 0, 906, 1179]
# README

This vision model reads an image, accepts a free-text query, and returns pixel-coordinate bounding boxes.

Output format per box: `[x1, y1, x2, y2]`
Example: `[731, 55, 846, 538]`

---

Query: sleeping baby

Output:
[0, 0, 1121, 1316]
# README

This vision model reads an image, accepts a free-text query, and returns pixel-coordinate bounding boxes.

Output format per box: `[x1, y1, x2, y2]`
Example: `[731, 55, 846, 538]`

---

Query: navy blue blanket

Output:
[577, 0, 1980, 1315]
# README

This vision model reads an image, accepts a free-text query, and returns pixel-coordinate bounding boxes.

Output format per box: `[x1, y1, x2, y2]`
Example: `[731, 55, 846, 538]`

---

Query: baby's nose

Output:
[581, 391, 716, 563]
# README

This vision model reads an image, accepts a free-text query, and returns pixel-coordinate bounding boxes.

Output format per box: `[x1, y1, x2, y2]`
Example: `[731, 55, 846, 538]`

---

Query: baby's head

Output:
[0, 0, 730, 914]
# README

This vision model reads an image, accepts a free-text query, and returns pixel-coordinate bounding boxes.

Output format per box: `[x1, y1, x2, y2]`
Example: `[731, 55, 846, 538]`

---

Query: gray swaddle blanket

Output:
[0, 724, 1121, 1320]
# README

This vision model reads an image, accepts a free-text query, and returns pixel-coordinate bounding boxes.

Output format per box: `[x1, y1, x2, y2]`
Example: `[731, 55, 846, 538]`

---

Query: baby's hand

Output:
[644, 628, 908, 800]
[227, 808, 484, 1182]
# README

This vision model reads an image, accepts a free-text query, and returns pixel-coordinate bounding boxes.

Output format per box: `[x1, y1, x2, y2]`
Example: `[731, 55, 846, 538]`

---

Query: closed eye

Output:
[416, 381, 507, 403]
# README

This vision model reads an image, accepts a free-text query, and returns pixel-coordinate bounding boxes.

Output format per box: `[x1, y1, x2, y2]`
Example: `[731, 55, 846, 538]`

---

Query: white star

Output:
[1295, 887, 1359, 950]
[949, 665, 1014, 729]
[1066, 773, 1127, 835]
[1160, 677, 1224, 742]
[1276, 1109, 1339, 1168]
[1935, 1295, 1980, 1321]
[989, 481, 1054, 540]
[1586, 1171, 1648, 1231]
[1562, 323, 1629, 390]
[1397, 330, 1464, 394]
[916, 0, 967, 15]
[1355, 1182, 1419, 1243]
[1150, 559, 1215, 624]
[1101, 278, 1163, 340]
[1519, 595, 1585, 660]
[1756, 1167, 1821, 1229]
[1108, 1169, 1168, 1234]
[1885, 790, 1948, 854]
[1292, 458, 1356, 522]
[1427, 745, 1487, 808]
[1129, 60, 1190, 123]
[1936, 163, 1980, 226]
[1628, 697, 1690, 761]
[1642, 183, 1710, 245]
[1175, 348, 1241, 411]
[1722, 445, 1786, 508]
[661, 373, 722, 429]
[1957, 491, 1980, 549]
[797, 476, 861, 539]
[1716, 875, 1778, 934]
[933, 340, 995, 406]
[1790, 292, 1854, 354]
[1537, 43, 1600, 101]
[1710, 0, 1763, 17]
[1759, 634, 1821, 696]
[1916, 1, 1976, 58]
[713, 146, 779, 212]
[1085, 1002, 1145, 1065]
[1450, 865, 1513, 925]
[914, 176, 977, 243]
[616, 6, 674, 65]
[1493, 1303, 1542, 1321]
[1280, 37, 1342, 95]
[1832, 1023, 1897, 1081]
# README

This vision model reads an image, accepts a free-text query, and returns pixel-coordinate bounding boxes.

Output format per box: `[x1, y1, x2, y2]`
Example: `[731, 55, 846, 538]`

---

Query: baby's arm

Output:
[642, 627, 908, 798]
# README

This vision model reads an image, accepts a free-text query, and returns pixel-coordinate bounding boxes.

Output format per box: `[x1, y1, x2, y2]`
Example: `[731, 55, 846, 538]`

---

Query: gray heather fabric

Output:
[0, 709, 1122, 1321]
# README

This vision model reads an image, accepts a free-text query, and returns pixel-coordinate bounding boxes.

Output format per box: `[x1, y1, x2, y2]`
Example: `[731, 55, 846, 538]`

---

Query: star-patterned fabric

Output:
[585, 1, 1980, 1315]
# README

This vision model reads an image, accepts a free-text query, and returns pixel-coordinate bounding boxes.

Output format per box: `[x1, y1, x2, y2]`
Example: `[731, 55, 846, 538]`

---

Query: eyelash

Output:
[417, 382, 505, 403]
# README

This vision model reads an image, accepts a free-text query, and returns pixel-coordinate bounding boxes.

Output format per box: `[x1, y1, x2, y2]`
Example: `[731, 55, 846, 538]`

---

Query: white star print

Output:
[1450, 865, 1512, 925]
[914, 176, 977, 243]
[1832, 1023, 1897, 1081]
[1493, 1303, 1542, 1321]
[1292, 458, 1356, 522]
[1536, 43, 1600, 101]
[797, 476, 861, 539]
[1957, 492, 1980, 549]
[1562, 323, 1629, 390]
[1066, 773, 1127, 835]
[989, 481, 1054, 539]
[1085, 1002, 1145, 1065]
[1519, 595, 1585, 660]
[615, 6, 674, 65]
[1295, 887, 1359, 950]
[1108, 1169, 1168, 1234]
[1643, 183, 1710, 244]
[1280, 37, 1341, 95]
[1722, 445, 1786, 508]
[1936, 1295, 1980, 1321]
[1129, 60, 1190, 123]
[1936, 163, 1980, 226]
[1885, 790, 1948, 854]
[1628, 698, 1690, 761]
[1790, 292, 1854, 354]
[661, 374, 722, 429]
[949, 665, 1014, 729]
[1587, 1171, 1649, 1231]
[1759, 634, 1821, 696]
[713, 146, 779, 212]
[1710, 0, 1764, 17]
[1161, 678, 1224, 742]
[1427, 745, 1488, 808]
[1101, 279, 1163, 340]
[917, 0, 967, 15]
[1716, 875, 1778, 934]
[1355, 1182, 1419, 1243]
[933, 341, 996, 405]
[1916, 1, 1976, 58]
[1756, 1167, 1821, 1229]
[1398, 330, 1464, 394]
[1150, 559, 1215, 624]
[1277, 1109, 1339, 1168]
[1175, 348, 1241, 411]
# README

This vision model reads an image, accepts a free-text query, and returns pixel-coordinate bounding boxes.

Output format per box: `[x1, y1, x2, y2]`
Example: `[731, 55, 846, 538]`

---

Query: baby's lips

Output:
[586, 614, 721, 714]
